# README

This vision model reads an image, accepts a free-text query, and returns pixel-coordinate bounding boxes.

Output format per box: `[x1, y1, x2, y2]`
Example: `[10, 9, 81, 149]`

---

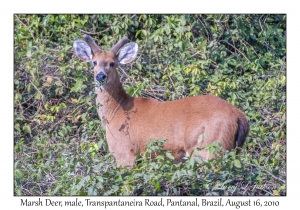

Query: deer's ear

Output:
[73, 39, 93, 62]
[118, 42, 138, 65]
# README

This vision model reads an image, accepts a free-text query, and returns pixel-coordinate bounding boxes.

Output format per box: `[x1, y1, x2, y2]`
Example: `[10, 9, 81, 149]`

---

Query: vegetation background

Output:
[14, 14, 286, 196]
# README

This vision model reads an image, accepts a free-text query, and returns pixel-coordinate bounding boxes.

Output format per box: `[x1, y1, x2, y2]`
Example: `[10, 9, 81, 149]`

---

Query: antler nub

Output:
[83, 34, 101, 54]
[110, 37, 129, 55]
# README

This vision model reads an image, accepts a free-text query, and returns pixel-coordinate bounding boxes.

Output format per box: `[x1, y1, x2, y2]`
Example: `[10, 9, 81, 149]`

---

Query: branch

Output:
[219, 40, 251, 63]
[244, 162, 285, 184]
[15, 15, 35, 41]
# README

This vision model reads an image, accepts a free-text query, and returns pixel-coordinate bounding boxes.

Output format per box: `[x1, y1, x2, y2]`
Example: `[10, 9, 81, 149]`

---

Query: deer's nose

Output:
[96, 72, 107, 82]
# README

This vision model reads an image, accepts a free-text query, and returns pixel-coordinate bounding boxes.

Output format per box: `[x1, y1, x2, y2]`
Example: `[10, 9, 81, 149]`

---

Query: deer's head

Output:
[73, 34, 138, 86]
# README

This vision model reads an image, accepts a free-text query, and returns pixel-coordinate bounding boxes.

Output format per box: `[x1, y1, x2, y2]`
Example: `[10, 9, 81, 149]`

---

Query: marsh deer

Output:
[73, 34, 249, 167]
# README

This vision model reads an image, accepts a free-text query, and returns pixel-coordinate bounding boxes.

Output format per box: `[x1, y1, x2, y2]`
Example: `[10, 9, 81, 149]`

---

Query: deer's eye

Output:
[93, 61, 97, 66]
[109, 61, 115, 68]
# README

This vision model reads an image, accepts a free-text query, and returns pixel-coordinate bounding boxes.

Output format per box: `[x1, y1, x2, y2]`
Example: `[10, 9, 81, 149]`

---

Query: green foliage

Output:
[14, 14, 286, 196]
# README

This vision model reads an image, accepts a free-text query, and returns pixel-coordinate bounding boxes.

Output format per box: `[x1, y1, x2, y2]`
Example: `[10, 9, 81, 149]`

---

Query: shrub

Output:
[14, 14, 286, 196]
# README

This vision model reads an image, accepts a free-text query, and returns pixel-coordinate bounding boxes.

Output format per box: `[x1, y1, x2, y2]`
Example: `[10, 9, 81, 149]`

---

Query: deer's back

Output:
[107, 94, 247, 155]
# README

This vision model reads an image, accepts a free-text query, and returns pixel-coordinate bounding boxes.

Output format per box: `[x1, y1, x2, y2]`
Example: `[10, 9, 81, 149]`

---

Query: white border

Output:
[2, 0, 298, 209]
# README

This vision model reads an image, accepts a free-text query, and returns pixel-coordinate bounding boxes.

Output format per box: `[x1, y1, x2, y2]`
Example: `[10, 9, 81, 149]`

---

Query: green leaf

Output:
[223, 179, 233, 185]
[71, 80, 86, 92]
[104, 185, 119, 195]
[43, 15, 50, 27]
[15, 170, 24, 181]
[259, 57, 265, 68]
[55, 80, 63, 86]
[207, 41, 214, 48]
[77, 175, 90, 190]
[88, 187, 97, 196]
[22, 125, 31, 134]
[203, 184, 209, 190]
[165, 152, 174, 160]
[208, 147, 215, 155]
[142, 30, 147, 37]
[79, 191, 87, 196]
[26, 39, 32, 57]
[52, 185, 61, 195]
[35, 92, 41, 99]
[234, 159, 242, 168]
[136, 62, 142, 70]
[153, 179, 161, 192]
[36, 168, 42, 181]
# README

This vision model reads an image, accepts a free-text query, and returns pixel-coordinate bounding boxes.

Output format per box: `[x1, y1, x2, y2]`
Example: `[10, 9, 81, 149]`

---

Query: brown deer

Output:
[73, 34, 249, 167]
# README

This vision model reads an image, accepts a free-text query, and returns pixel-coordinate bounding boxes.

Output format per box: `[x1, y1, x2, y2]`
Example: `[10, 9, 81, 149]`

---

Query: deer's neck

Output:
[95, 79, 129, 125]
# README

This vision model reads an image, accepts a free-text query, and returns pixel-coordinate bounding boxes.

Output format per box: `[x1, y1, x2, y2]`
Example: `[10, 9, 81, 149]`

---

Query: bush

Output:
[14, 14, 286, 196]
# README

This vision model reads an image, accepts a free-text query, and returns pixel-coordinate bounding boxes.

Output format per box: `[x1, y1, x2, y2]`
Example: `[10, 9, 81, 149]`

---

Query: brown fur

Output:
[74, 36, 249, 167]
